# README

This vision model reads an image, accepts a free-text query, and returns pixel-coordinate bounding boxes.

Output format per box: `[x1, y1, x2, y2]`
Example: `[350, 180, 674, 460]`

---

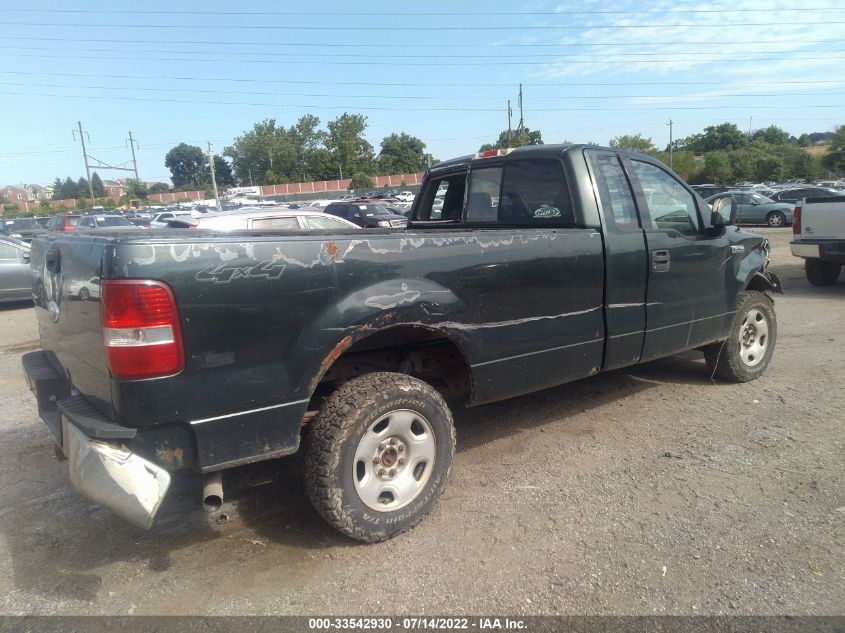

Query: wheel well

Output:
[745, 272, 775, 293]
[312, 326, 473, 406]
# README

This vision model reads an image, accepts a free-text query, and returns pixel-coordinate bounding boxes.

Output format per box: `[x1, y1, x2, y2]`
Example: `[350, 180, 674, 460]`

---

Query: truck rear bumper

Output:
[791, 240, 845, 262]
[22, 351, 170, 529]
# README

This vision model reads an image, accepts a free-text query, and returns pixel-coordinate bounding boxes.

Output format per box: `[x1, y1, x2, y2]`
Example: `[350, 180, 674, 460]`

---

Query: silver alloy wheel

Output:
[353, 409, 436, 512]
[768, 212, 785, 227]
[739, 308, 769, 367]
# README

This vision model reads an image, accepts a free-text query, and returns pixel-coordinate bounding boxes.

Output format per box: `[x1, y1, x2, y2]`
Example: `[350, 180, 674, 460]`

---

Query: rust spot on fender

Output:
[311, 335, 353, 392]
[325, 240, 340, 261]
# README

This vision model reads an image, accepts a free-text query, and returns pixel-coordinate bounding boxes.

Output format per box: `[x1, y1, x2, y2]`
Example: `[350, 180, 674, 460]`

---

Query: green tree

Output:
[822, 124, 845, 173]
[123, 179, 149, 199]
[148, 182, 169, 194]
[349, 172, 373, 190]
[77, 177, 90, 198]
[378, 132, 427, 174]
[608, 134, 656, 153]
[751, 125, 793, 146]
[91, 172, 105, 197]
[50, 177, 64, 200]
[479, 128, 543, 152]
[165, 143, 207, 189]
[224, 119, 296, 185]
[702, 152, 732, 183]
[754, 155, 787, 182]
[326, 113, 375, 179]
[683, 122, 748, 153]
[59, 177, 78, 199]
[211, 155, 236, 188]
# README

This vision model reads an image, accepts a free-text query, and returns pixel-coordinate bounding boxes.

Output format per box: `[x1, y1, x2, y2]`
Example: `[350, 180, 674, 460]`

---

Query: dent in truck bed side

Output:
[96, 227, 605, 470]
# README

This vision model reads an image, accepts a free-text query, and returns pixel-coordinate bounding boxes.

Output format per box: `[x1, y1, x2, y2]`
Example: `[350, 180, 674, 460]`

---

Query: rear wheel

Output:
[305, 372, 455, 542]
[766, 211, 786, 227]
[704, 290, 777, 382]
[805, 260, 842, 286]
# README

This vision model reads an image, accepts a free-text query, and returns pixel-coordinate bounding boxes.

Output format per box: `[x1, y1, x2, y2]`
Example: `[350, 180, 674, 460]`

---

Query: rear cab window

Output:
[413, 156, 576, 227]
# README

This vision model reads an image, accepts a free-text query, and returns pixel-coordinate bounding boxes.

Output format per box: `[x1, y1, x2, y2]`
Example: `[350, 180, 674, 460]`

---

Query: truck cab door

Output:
[623, 158, 733, 362]
[585, 150, 648, 370]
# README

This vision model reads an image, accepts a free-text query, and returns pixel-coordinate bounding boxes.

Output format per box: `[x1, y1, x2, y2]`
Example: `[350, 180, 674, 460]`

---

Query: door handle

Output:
[651, 249, 670, 272]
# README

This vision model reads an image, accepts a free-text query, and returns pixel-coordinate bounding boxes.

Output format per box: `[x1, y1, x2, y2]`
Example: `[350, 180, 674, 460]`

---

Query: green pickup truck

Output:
[23, 144, 781, 542]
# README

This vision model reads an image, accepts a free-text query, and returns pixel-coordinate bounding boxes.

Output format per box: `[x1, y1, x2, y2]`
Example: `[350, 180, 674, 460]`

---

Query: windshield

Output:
[2, 218, 38, 230]
[359, 204, 392, 216]
[97, 216, 133, 227]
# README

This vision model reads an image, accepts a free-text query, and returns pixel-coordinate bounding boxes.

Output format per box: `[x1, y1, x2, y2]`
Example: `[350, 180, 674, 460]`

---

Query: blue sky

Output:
[1, 0, 844, 185]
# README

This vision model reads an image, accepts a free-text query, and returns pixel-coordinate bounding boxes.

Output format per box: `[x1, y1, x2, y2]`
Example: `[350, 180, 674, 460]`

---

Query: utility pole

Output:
[517, 84, 525, 146]
[73, 121, 95, 202]
[207, 141, 219, 209]
[507, 99, 513, 146]
[248, 168, 254, 187]
[339, 164, 343, 180]
[126, 131, 140, 180]
[667, 119, 674, 170]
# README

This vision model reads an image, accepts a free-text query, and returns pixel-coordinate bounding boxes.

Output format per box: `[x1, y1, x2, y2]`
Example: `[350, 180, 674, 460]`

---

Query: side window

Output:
[46, 216, 59, 228]
[250, 217, 300, 230]
[465, 167, 502, 223]
[415, 173, 466, 221]
[589, 153, 638, 231]
[498, 159, 574, 225]
[630, 161, 700, 236]
[305, 215, 354, 230]
[0, 243, 20, 259]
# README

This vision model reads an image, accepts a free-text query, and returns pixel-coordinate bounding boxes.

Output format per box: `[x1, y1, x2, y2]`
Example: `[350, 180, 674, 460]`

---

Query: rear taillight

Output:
[101, 280, 184, 379]
[792, 207, 801, 235]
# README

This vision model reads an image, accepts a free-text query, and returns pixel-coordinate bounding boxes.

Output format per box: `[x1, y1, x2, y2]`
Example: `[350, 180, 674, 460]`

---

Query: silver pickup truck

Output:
[790, 195, 845, 285]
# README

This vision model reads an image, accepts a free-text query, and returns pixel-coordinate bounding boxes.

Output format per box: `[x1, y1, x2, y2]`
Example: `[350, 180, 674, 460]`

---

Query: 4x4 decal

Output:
[195, 260, 286, 284]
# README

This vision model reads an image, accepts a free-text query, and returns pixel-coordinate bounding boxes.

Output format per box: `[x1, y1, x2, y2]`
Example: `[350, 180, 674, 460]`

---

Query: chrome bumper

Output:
[62, 419, 171, 529]
[22, 351, 170, 530]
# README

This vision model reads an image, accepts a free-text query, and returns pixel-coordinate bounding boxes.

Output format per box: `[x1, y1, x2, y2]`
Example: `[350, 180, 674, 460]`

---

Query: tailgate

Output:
[801, 197, 845, 240]
[31, 234, 113, 417]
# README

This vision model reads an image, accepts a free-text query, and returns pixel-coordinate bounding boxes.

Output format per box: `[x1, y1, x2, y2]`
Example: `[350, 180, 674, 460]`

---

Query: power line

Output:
[1, 8, 839, 15]
[6, 51, 844, 67]
[4, 44, 844, 60]
[2, 89, 841, 112]
[2, 70, 840, 89]
[3, 80, 841, 102]
[2, 36, 840, 49]
[1, 20, 842, 30]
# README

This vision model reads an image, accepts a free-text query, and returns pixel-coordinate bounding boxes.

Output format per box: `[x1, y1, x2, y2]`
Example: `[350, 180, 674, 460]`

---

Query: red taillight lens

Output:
[792, 207, 801, 235]
[101, 280, 184, 379]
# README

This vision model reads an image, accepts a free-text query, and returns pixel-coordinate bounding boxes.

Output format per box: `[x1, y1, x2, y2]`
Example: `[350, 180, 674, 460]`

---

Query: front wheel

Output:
[766, 211, 786, 227]
[703, 290, 777, 382]
[305, 372, 455, 542]
[805, 259, 842, 286]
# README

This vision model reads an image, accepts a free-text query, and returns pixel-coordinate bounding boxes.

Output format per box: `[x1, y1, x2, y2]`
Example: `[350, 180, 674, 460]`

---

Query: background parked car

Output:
[0, 217, 47, 242]
[0, 236, 31, 303]
[705, 191, 794, 227]
[45, 213, 81, 232]
[149, 210, 195, 228]
[76, 214, 144, 230]
[691, 184, 729, 198]
[324, 202, 408, 228]
[769, 187, 840, 204]
[166, 207, 361, 231]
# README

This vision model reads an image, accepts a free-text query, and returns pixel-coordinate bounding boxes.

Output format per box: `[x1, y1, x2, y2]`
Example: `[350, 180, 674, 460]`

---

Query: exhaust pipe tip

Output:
[203, 493, 223, 513]
[202, 471, 223, 513]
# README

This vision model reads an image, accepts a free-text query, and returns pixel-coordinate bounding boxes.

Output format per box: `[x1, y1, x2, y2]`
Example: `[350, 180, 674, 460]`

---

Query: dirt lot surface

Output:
[0, 228, 842, 616]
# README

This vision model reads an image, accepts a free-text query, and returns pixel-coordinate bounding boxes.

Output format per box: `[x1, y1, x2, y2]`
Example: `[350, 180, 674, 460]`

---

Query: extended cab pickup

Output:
[23, 145, 782, 541]
[790, 195, 845, 286]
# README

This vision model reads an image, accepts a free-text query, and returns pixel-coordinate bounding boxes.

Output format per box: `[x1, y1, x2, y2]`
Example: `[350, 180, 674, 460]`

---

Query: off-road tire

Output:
[805, 260, 841, 286]
[766, 211, 786, 227]
[305, 372, 455, 543]
[703, 290, 777, 382]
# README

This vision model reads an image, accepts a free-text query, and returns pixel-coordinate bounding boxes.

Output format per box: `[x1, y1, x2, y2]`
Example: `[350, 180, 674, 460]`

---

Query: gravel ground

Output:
[0, 227, 842, 616]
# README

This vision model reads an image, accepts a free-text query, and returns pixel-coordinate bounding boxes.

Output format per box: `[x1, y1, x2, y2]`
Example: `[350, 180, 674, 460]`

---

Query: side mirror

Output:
[710, 196, 737, 227]
[21, 254, 30, 263]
